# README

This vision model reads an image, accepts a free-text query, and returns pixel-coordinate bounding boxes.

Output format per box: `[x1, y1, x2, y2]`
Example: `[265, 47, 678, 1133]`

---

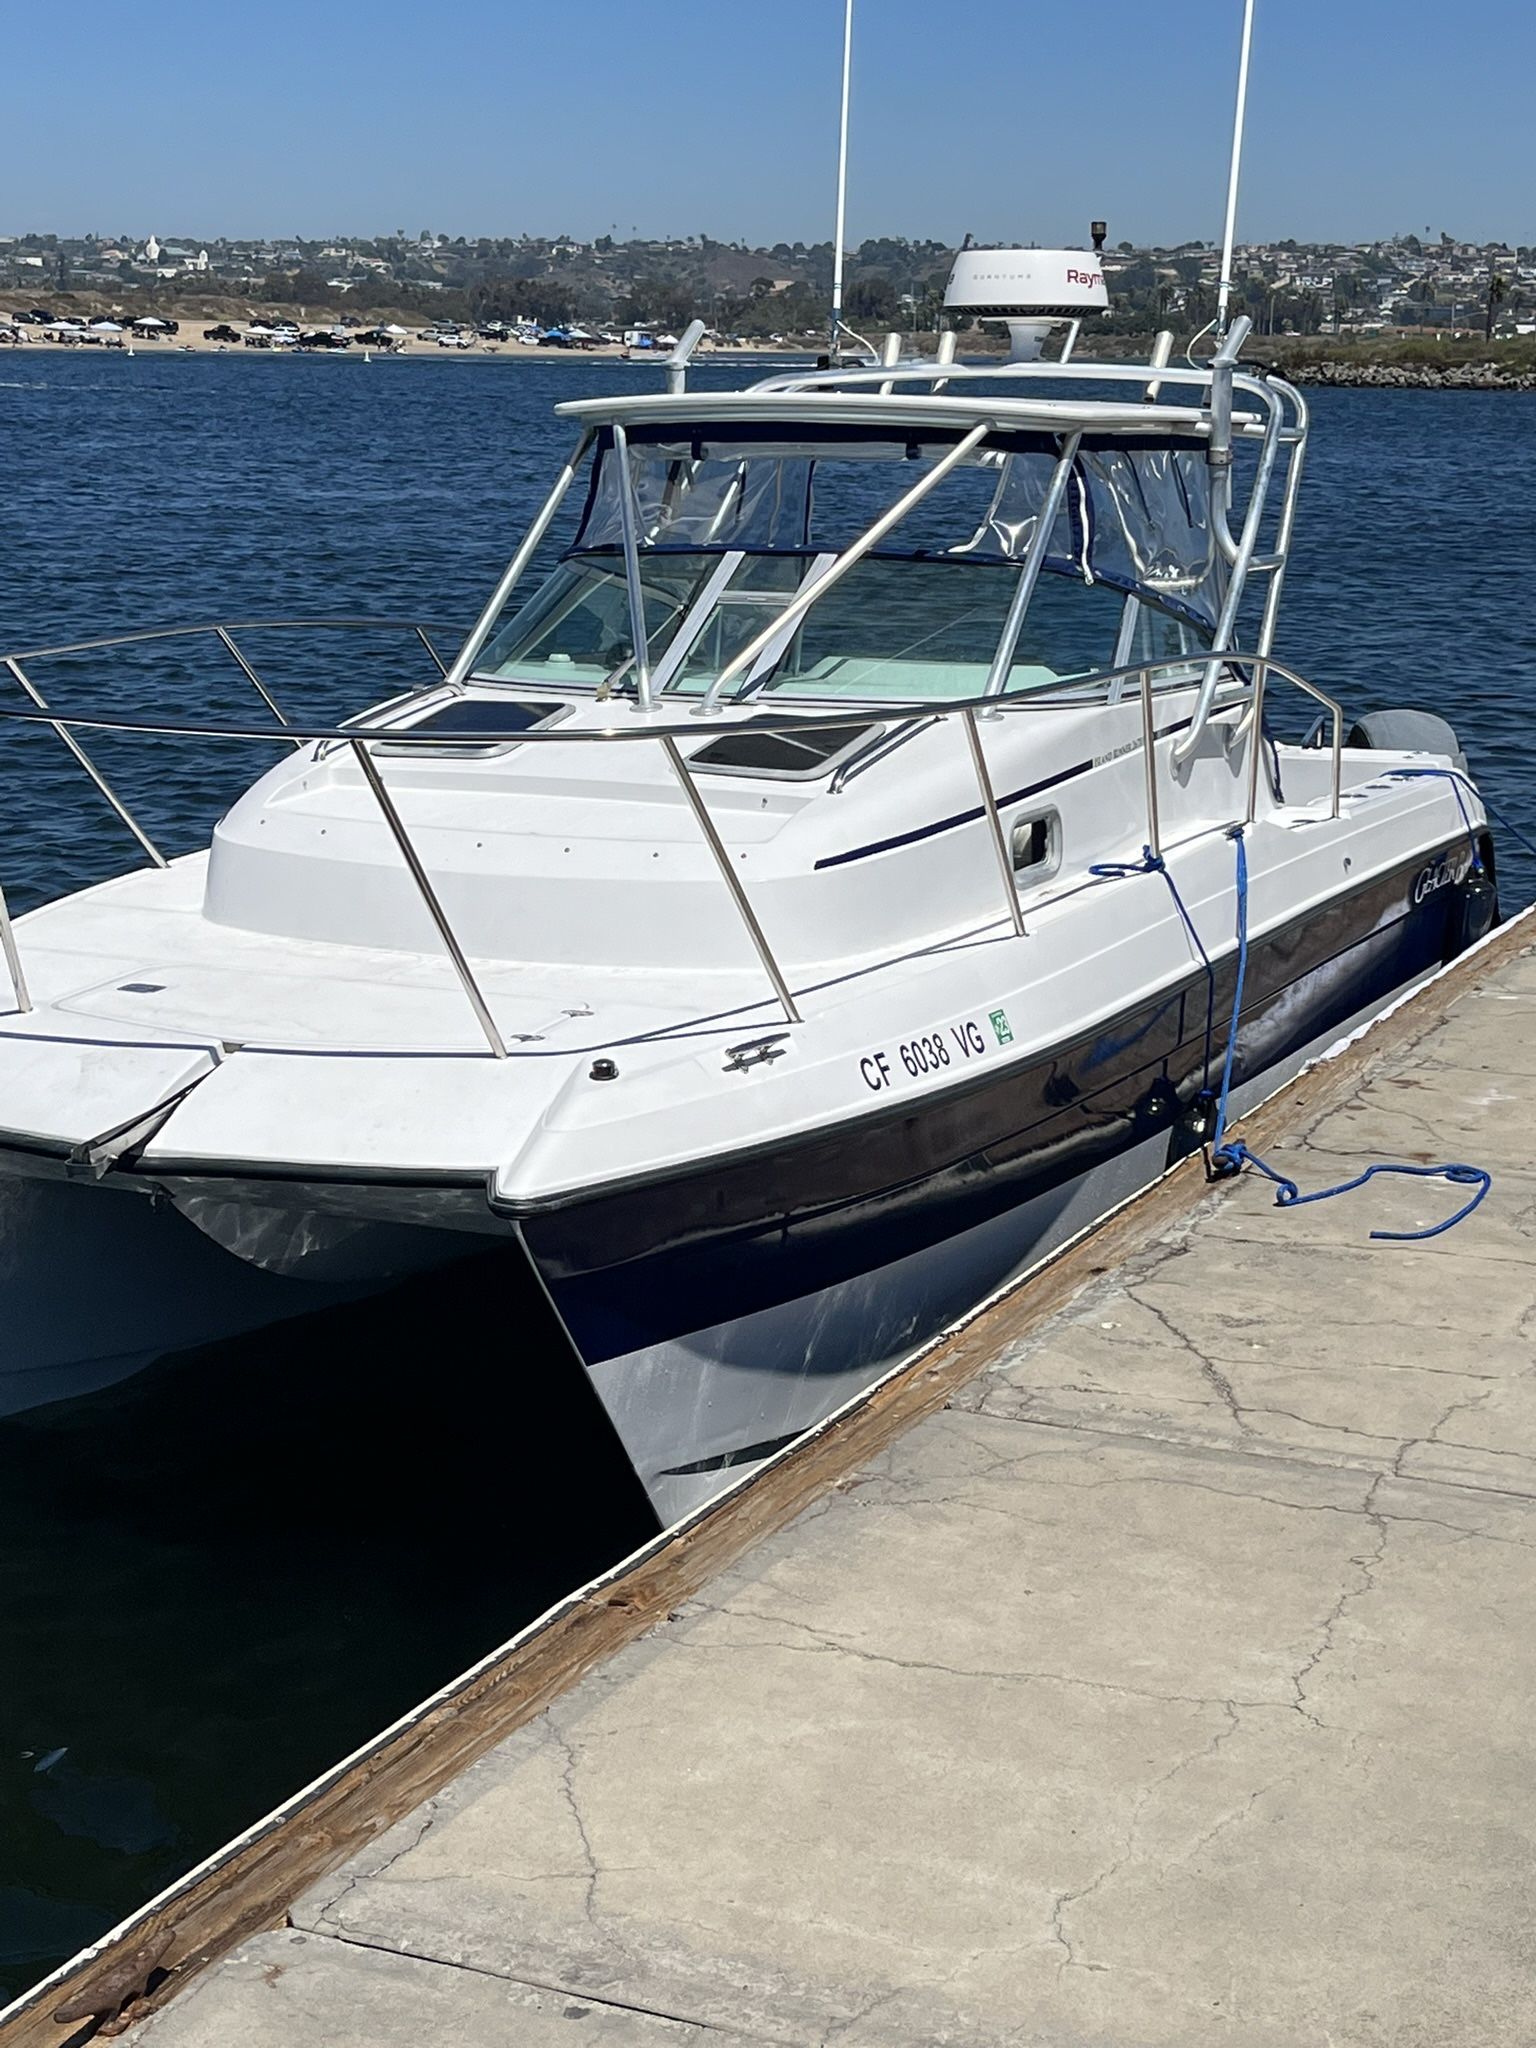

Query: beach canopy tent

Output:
[132, 316, 170, 329]
[90, 321, 124, 333]
[381, 324, 410, 337]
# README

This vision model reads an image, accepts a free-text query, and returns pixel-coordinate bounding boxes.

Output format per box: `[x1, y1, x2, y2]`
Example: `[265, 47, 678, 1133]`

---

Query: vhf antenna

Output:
[829, 0, 854, 359]
[1215, 0, 1256, 337]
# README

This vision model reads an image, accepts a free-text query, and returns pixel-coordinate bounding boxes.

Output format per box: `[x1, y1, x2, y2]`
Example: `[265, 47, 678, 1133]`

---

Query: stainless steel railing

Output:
[0, 622, 1349, 1052]
[0, 615, 459, 871]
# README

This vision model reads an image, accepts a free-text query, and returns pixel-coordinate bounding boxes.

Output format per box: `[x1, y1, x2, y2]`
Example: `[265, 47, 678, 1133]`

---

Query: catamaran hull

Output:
[519, 843, 1496, 1521]
[0, 842, 1494, 1519]
[565, 973, 1411, 1526]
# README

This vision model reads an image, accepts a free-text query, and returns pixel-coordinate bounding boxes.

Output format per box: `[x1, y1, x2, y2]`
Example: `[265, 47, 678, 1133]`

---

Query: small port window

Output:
[1010, 810, 1060, 878]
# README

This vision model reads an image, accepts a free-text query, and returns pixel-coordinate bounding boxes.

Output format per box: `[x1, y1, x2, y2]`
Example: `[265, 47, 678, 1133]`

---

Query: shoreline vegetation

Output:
[5, 297, 1536, 388]
[1239, 335, 1536, 389]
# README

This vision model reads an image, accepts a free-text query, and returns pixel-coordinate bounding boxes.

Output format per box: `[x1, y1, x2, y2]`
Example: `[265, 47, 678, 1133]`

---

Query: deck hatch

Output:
[689, 722, 878, 781]
[370, 697, 569, 757]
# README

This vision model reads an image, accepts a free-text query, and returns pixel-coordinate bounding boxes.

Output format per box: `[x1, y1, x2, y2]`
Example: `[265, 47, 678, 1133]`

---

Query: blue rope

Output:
[1210, 1144, 1491, 1241]
[1383, 763, 1536, 876]
[1203, 801, 1491, 1241]
[1089, 845, 1216, 976]
[1210, 826, 1250, 1153]
[1089, 809, 1494, 1242]
[1089, 845, 1216, 1073]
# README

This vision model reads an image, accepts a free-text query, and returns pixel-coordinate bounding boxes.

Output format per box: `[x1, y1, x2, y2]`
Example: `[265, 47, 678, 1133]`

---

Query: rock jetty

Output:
[1288, 358, 1536, 391]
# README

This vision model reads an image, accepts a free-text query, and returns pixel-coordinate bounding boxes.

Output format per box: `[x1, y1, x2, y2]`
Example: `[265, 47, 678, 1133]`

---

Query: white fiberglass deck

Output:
[0, 754, 1471, 1194]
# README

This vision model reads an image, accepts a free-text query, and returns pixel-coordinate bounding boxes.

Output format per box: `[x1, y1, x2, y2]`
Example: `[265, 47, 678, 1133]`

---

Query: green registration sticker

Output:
[989, 1008, 1013, 1045]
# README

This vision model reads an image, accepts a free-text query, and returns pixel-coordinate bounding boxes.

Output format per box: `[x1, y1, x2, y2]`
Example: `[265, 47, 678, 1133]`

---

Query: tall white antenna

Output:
[829, 0, 854, 356]
[1215, 0, 1256, 337]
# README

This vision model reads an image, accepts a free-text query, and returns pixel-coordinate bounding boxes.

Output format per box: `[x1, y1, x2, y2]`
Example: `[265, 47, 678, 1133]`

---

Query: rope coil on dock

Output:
[1093, 807, 1494, 1243]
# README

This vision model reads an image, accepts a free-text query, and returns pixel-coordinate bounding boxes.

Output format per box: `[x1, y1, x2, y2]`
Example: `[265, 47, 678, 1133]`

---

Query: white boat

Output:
[0, 262, 1498, 1525]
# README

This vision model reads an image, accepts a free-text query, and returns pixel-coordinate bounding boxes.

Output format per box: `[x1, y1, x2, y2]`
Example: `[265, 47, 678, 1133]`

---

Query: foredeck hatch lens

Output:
[690, 722, 877, 780]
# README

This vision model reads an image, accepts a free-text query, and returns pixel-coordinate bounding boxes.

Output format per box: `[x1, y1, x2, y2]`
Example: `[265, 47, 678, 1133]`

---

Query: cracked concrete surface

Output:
[129, 960, 1536, 2047]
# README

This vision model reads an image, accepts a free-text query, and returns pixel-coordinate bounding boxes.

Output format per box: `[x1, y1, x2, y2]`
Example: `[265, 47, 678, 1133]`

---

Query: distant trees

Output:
[256, 267, 338, 308]
[1115, 257, 1159, 292]
[615, 280, 696, 330]
[845, 275, 899, 327]
[1486, 271, 1508, 339]
[67, 221, 1528, 355]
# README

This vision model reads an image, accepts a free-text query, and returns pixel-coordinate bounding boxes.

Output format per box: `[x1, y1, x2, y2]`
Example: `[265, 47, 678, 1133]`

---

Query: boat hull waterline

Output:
[0, 842, 1491, 1523]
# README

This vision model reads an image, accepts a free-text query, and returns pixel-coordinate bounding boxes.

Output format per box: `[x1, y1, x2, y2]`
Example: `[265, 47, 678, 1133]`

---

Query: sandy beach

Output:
[0, 319, 791, 364]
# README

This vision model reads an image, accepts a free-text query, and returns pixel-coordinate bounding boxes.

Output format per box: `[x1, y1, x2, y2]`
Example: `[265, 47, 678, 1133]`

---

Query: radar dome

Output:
[943, 246, 1110, 361]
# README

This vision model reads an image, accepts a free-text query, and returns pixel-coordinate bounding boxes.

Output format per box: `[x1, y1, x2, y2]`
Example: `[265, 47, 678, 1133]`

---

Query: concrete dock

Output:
[20, 923, 1536, 2047]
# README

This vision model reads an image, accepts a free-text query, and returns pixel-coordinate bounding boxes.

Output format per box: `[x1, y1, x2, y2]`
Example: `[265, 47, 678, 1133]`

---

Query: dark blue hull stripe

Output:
[813, 716, 1196, 870]
[523, 849, 1487, 1367]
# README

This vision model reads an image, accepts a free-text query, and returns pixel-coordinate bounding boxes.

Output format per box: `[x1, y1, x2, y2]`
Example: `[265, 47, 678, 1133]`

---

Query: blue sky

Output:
[7, 0, 1529, 247]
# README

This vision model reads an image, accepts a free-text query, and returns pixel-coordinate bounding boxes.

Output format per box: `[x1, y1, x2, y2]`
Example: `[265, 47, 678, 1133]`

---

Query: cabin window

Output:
[1125, 602, 1210, 673]
[474, 423, 1221, 705]
[664, 555, 805, 696]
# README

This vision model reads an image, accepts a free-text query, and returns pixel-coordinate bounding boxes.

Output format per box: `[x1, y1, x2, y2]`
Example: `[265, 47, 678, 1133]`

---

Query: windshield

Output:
[473, 422, 1222, 701]
[477, 553, 703, 686]
[475, 547, 1211, 701]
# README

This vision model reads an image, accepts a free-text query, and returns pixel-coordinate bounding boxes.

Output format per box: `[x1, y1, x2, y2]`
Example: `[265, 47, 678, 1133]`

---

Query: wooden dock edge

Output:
[7, 905, 1533, 2045]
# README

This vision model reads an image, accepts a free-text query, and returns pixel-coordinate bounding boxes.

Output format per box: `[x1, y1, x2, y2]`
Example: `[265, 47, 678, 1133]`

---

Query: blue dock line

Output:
[1089, 845, 1217, 1073]
[1384, 763, 1536, 872]
[1094, 808, 1493, 1243]
[1210, 1147, 1490, 1241]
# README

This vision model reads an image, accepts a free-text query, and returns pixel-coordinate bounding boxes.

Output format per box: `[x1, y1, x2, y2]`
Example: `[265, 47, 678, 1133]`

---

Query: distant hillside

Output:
[5, 226, 1531, 348]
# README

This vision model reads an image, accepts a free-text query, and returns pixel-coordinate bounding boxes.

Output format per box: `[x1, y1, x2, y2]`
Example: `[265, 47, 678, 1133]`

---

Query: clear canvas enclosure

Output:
[477, 421, 1231, 702]
[567, 425, 1226, 628]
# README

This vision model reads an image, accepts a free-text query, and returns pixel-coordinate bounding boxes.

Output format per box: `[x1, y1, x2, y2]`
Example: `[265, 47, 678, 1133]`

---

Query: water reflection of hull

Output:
[0, 1167, 369, 1417]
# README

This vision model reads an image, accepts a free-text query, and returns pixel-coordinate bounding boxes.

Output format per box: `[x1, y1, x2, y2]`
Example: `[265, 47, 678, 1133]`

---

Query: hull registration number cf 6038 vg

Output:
[858, 1012, 1009, 1093]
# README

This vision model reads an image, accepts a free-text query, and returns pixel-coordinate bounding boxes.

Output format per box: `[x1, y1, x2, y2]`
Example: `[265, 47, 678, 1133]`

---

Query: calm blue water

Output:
[1, 353, 1534, 2001]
